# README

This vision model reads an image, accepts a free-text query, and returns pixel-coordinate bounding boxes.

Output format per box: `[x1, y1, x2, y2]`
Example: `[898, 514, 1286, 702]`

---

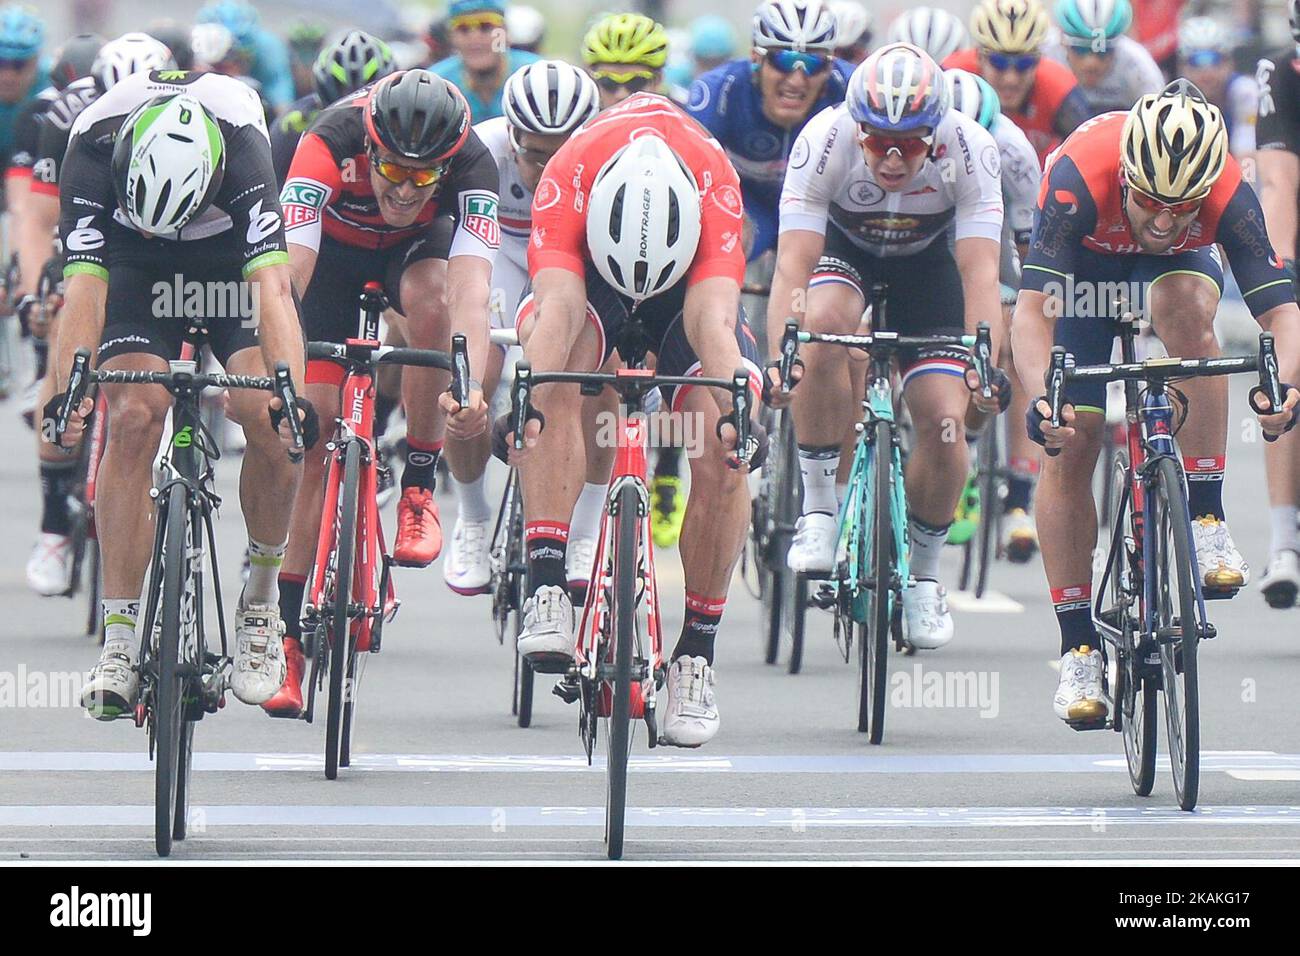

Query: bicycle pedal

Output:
[552, 677, 581, 705]
[1202, 586, 1239, 602]
[810, 584, 837, 610]
[1066, 716, 1110, 732]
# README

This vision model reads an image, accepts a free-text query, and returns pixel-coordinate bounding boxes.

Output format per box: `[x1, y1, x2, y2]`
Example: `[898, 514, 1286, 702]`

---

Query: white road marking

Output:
[947, 590, 1025, 614]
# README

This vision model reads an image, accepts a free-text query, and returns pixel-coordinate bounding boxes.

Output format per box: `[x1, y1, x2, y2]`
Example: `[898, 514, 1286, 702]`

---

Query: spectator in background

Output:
[431, 0, 541, 121]
[197, 0, 295, 108]
[829, 1, 872, 63]
[1179, 15, 1257, 158]
[287, 20, 327, 100]
[506, 5, 545, 54]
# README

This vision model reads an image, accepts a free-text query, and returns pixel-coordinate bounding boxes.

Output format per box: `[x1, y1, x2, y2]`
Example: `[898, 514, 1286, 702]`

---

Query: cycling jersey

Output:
[1223, 72, 1258, 156]
[0, 61, 49, 169]
[686, 57, 854, 261]
[6, 83, 56, 185]
[243, 27, 295, 109]
[1041, 35, 1165, 115]
[473, 115, 532, 331]
[429, 48, 542, 123]
[1256, 48, 1300, 154]
[270, 91, 320, 186]
[279, 87, 500, 260]
[989, 112, 1041, 288]
[29, 76, 100, 198]
[1023, 111, 1293, 316]
[780, 104, 1004, 258]
[943, 48, 1092, 164]
[60, 70, 288, 282]
[528, 92, 745, 289]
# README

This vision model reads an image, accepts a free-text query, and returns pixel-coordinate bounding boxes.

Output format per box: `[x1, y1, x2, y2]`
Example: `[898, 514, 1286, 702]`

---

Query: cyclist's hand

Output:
[1027, 396, 1076, 453]
[439, 385, 488, 440]
[268, 395, 320, 457]
[40, 392, 93, 450]
[491, 411, 544, 465]
[716, 415, 768, 472]
[1250, 382, 1300, 439]
[964, 365, 1012, 415]
[762, 358, 804, 409]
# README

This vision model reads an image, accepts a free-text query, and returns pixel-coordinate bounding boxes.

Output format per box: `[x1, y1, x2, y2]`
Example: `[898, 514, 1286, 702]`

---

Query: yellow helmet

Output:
[1121, 80, 1228, 203]
[970, 0, 1049, 54]
[582, 13, 669, 68]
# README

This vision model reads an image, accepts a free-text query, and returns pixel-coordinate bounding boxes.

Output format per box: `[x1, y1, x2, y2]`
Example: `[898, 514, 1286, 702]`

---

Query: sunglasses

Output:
[762, 49, 832, 75]
[984, 51, 1040, 72]
[0, 57, 32, 71]
[858, 126, 934, 160]
[591, 69, 656, 94]
[508, 125, 562, 168]
[1064, 42, 1114, 58]
[1184, 49, 1226, 68]
[368, 148, 447, 188]
[451, 14, 504, 33]
[1125, 181, 1204, 217]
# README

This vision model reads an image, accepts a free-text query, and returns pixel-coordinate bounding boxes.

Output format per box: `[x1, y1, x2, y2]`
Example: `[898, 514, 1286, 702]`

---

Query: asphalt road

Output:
[1, 376, 1298, 862]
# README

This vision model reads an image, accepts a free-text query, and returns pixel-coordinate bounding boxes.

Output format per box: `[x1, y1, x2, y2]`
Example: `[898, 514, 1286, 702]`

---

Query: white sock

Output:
[453, 472, 492, 524]
[571, 482, 607, 543]
[908, 517, 949, 581]
[799, 446, 839, 516]
[102, 599, 140, 654]
[1271, 505, 1300, 556]
[245, 537, 286, 605]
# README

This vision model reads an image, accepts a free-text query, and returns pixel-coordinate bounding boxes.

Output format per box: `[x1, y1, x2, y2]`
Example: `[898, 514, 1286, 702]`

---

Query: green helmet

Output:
[1054, 0, 1131, 48]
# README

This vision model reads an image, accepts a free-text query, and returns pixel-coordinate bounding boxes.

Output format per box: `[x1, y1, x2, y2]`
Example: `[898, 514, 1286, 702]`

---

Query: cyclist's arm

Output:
[446, 252, 492, 392]
[53, 134, 113, 387]
[279, 132, 343, 298]
[442, 141, 502, 388]
[15, 189, 58, 308]
[247, 262, 304, 387]
[525, 266, 588, 375]
[955, 236, 1003, 351]
[1256, 148, 1298, 260]
[683, 276, 746, 414]
[766, 229, 823, 357]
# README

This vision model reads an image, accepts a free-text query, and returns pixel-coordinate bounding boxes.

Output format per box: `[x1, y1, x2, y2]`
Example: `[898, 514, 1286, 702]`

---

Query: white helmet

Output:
[190, 23, 235, 67]
[830, 1, 872, 48]
[112, 93, 226, 234]
[93, 32, 176, 90]
[752, 0, 838, 53]
[586, 135, 702, 302]
[1178, 16, 1232, 56]
[886, 7, 969, 64]
[503, 60, 599, 136]
[506, 5, 545, 49]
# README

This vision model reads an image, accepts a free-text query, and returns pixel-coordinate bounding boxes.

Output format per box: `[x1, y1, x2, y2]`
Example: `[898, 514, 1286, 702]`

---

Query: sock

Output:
[374, 393, 397, 439]
[908, 515, 949, 581]
[1271, 505, 1300, 556]
[673, 591, 725, 665]
[525, 520, 568, 591]
[278, 573, 307, 640]
[452, 472, 492, 524]
[571, 481, 607, 543]
[1052, 584, 1096, 655]
[401, 437, 443, 491]
[102, 599, 140, 651]
[38, 459, 78, 536]
[799, 444, 840, 516]
[33, 336, 48, 379]
[1183, 455, 1225, 521]
[244, 538, 286, 605]
[1005, 455, 1040, 513]
[655, 446, 682, 480]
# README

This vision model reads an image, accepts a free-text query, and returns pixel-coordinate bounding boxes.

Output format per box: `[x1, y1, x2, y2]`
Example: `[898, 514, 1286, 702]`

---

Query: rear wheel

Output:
[324, 441, 361, 781]
[604, 484, 640, 860]
[857, 420, 892, 743]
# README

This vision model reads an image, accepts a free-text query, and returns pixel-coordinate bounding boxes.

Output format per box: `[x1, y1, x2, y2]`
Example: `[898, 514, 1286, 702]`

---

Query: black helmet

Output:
[313, 30, 396, 108]
[51, 33, 104, 91]
[146, 20, 194, 70]
[364, 69, 470, 163]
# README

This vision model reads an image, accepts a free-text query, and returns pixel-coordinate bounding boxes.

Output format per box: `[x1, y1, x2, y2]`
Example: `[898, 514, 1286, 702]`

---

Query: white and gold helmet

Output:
[970, 0, 1049, 54]
[1121, 80, 1228, 203]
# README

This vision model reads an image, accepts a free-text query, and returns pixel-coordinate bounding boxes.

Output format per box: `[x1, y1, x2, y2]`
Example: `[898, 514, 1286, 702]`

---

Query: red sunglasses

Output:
[858, 127, 933, 160]
[1126, 182, 1204, 218]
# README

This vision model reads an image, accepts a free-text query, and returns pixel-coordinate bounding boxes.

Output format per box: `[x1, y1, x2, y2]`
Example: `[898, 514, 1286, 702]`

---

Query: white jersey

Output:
[1042, 35, 1164, 114]
[991, 113, 1039, 247]
[1225, 72, 1259, 156]
[473, 116, 532, 331]
[780, 104, 1004, 258]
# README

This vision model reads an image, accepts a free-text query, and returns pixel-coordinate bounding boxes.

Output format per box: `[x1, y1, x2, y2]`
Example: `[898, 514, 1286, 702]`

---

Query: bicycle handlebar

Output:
[797, 329, 978, 350]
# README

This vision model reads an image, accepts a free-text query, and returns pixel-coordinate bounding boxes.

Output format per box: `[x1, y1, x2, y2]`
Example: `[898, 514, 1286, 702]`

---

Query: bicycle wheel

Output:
[604, 484, 639, 860]
[511, 486, 534, 728]
[763, 412, 800, 666]
[86, 536, 102, 640]
[857, 420, 892, 743]
[974, 421, 999, 599]
[153, 483, 191, 857]
[788, 576, 808, 675]
[324, 441, 361, 781]
[1152, 456, 1200, 811]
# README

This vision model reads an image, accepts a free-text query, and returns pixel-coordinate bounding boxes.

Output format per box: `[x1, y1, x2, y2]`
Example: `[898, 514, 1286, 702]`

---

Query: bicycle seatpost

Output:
[1045, 346, 1068, 459]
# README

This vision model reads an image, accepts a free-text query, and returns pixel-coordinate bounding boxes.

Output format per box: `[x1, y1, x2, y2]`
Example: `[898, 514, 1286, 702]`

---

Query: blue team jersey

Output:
[430, 49, 542, 123]
[246, 28, 295, 109]
[686, 57, 852, 259]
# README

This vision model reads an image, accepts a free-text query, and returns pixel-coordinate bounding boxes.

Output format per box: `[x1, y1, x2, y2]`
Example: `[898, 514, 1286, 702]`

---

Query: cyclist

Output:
[690, 15, 740, 76]
[943, 0, 1092, 164]
[286, 20, 327, 100]
[442, 60, 599, 597]
[265, 70, 495, 716]
[1012, 82, 1300, 722]
[830, 2, 873, 64]
[0, 5, 45, 186]
[1253, 2, 1300, 607]
[196, 0, 295, 109]
[1041, 0, 1164, 116]
[885, 7, 970, 65]
[270, 31, 396, 185]
[582, 13, 672, 110]
[430, 0, 541, 122]
[505, 5, 545, 55]
[1179, 16, 1257, 159]
[773, 43, 1008, 651]
[47, 69, 317, 718]
[507, 92, 764, 747]
[946, 67, 1043, 562]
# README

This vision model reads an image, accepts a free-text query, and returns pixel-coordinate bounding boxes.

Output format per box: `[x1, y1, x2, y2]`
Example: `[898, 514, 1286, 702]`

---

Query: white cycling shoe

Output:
[230, 603, 287, 705]
[901, 579, 954, 650]
[660, 656, 719, 748]
[566, 536, 598, 594]
[82, 635, 140, 720]
[1054, 646, 1108, 724]
[1190, 516, 1249, 591]
[1259, 550, 1300, 609]
[517, 585, 575, 673]
[26, 533, 73, 596]
[787, 512, 837, 574]
[443, 516, 491, 595]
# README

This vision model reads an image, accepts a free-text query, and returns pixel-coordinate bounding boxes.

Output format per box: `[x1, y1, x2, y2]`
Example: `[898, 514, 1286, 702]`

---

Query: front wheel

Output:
[153, 483, 193, 857]
[857, 419, 893, 743]
[604, 484, 640, 860]
[324, 441, 361, 781]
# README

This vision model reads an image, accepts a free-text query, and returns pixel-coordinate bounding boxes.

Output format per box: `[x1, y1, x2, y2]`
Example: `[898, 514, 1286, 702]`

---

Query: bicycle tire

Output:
[974, 421, 999, 599]
[764, 412, 800, 666]
[788, 575, 808, 675]
[324, 440, 361, 781]
[154, 482, 190, 857]
[86, 537, 102, 640]
[1153, 456, 1200, 811]
[858, 419, 892, 743]
[511, 477, 534, 727]
[605, 483, 639, 860]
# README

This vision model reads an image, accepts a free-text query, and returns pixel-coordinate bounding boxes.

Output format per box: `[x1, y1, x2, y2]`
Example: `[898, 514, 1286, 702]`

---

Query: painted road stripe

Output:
[3, 805, 1300, 828]
[947, 590, 1025, 614]
[2, 752, 1297, 774]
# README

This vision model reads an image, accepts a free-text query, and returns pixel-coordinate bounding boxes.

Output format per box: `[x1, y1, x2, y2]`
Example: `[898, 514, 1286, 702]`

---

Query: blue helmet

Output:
[847, 43, 949, 133]
[691, 15, 737, 60]
[197, 0, 259, 50]
[0, 5, 43, 60]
